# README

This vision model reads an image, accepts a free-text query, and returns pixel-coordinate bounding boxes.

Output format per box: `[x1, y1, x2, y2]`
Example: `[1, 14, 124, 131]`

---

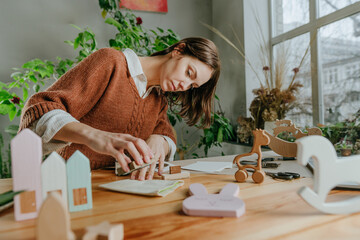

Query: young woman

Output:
[19, 37, 221, 180]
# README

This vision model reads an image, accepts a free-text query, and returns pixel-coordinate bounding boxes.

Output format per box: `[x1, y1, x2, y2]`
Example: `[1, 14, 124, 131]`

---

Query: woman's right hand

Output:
[53, 122, 153, 172]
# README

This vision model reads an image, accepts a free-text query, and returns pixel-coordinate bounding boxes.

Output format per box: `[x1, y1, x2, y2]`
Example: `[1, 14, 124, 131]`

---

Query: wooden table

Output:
[1, 155, 360, 240]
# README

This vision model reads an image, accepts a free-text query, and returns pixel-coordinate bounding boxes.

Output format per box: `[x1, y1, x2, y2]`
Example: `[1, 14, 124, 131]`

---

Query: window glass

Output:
[320, 13, 360, 124]
[273, 33, 313, 127]
[319, 0, 360, 17]
[272, 0, 309, 36]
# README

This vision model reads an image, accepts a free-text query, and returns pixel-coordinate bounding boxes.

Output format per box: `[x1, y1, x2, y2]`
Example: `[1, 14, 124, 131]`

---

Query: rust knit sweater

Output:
[19, 48, 176, 169]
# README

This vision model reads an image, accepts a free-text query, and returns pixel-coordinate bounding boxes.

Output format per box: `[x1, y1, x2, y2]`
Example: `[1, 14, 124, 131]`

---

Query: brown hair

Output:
[151, 37, 221, 128]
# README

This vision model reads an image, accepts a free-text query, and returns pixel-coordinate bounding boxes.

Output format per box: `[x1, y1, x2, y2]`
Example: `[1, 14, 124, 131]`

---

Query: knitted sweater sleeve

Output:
[19, 48, 124, 131]
[152, 98, 177, 145]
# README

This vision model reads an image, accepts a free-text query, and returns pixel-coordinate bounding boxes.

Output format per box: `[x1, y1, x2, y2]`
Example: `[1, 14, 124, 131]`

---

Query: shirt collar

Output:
[122, 48, 160, 98]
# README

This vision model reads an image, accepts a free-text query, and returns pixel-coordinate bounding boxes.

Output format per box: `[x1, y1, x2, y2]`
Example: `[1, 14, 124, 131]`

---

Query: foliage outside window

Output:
[271, 0, 360, 126]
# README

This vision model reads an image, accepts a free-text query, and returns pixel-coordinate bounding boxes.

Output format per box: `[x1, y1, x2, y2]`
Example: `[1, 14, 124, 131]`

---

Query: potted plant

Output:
[335, 140, 353, 156]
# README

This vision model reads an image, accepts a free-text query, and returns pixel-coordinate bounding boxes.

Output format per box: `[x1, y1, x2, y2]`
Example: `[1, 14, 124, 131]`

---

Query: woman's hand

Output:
[53, 122, 153, 172]
[131, 134, 169, 180]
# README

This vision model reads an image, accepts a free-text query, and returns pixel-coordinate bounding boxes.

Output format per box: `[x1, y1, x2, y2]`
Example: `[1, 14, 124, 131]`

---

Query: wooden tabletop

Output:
[1, 156, 360, 240]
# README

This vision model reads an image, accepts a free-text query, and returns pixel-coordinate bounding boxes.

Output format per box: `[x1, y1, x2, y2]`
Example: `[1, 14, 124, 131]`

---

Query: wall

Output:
[0, 0, 212, 143]
[0, 0, 270, 159]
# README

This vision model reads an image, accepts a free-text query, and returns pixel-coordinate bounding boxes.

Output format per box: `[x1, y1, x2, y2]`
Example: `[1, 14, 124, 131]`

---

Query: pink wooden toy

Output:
[182, 183, 245, 217]
[11, 129, 42, 221]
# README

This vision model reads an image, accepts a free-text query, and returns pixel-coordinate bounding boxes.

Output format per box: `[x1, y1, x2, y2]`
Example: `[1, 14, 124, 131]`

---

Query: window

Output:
[271, 0, 360, 126]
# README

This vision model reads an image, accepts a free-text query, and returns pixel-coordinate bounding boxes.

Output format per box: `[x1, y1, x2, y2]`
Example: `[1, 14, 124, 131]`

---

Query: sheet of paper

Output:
[182, 161, 233, 173]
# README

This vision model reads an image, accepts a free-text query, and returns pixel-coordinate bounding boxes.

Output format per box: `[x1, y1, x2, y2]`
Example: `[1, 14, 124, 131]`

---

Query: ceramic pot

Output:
[340, 148, 352, 157]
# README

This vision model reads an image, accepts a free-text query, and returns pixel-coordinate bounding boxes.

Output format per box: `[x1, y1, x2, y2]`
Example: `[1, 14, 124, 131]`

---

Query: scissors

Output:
[239, 160, 280, 169]
[265, 171, 300, 180]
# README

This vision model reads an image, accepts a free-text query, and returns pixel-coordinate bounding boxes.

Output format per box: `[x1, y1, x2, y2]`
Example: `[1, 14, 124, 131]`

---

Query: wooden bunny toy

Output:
[182, 183, 245, 217]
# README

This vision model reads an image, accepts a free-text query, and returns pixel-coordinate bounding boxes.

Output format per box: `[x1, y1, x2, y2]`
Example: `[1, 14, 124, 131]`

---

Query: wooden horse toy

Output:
[233, 129, 270, 183]
[265, 119, 322, 158]
[296, 135, 360, 214]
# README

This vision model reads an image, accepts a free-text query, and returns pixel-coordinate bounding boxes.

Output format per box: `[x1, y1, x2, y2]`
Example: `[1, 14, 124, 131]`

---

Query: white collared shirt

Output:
[29, 48, 176, 161]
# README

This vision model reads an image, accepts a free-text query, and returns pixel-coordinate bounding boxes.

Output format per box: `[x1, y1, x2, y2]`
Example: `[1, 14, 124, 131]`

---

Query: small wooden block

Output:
[128, 161, 140, 170]
[154, 171, 190, 180]
[115, 158, 158, 176]
[169, 166, 181, 174]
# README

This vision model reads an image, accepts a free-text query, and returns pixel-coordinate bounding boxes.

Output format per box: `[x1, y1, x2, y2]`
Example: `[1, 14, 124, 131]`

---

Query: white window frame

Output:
[269, 0, 360, 125]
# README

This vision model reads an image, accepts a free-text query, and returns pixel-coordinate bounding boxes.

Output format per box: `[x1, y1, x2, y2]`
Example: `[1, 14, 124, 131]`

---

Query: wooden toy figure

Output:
[182, 183, 245, 217]
[11, 129, 42, 221]
[233, 129, 270, 183]
[265, 119, 322, 158]
[66, 151, 93, 212]
[36, 192, 75, 240]
[296, 135, 360, 214]
[83, 221, 124, 240]
[41, 152, 68, 206]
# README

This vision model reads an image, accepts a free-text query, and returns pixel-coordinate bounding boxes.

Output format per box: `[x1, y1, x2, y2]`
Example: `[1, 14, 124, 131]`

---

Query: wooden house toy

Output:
[41, 152, 68, 207]
[36, 192, 74, 240]
[66, 150, 92, 212]
[11, 128, 42, 221]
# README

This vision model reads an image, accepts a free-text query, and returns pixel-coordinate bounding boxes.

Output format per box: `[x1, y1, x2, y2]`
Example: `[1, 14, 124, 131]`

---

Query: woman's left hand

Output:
[130, 135, 169, 180]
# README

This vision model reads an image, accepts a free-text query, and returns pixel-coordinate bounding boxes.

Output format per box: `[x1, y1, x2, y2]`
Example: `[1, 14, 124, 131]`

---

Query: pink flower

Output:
[292, 67, 299, 73]
[263, 66, 270, 71]
[11, 96, 20, 104]
[136, 17, 143, 25]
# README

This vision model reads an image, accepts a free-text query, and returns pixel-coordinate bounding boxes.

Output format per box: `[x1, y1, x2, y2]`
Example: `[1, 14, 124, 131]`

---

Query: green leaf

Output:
[0, 190, 24, 206]
[64, 40, 74, 46]
[74, 36, 80, 49]
[8, 105, 17, 121]
[101, 9, 107, 19]
[217, 126, 224, 143]
[5, 125, 19, 135]
[22, 88, 28, 100]
[0, 90, 12, 101]
[10, 72, 23, 80]
[105, 17, 123, 29]
[36, 66, 49, 78]
[33, 85, 40, 92]
[70, 24, 82, 31]
[29, 74, 37, 83]
[0, 104, 13, 115]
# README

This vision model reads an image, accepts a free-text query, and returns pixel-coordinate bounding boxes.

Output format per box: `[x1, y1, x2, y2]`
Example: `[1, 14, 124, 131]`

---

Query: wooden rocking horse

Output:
[296, 135, 360, 214]
[233, 129, 270, 183]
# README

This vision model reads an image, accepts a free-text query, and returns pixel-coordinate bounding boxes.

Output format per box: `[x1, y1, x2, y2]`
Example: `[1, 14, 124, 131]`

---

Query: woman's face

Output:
[160, 51, 213, 92]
